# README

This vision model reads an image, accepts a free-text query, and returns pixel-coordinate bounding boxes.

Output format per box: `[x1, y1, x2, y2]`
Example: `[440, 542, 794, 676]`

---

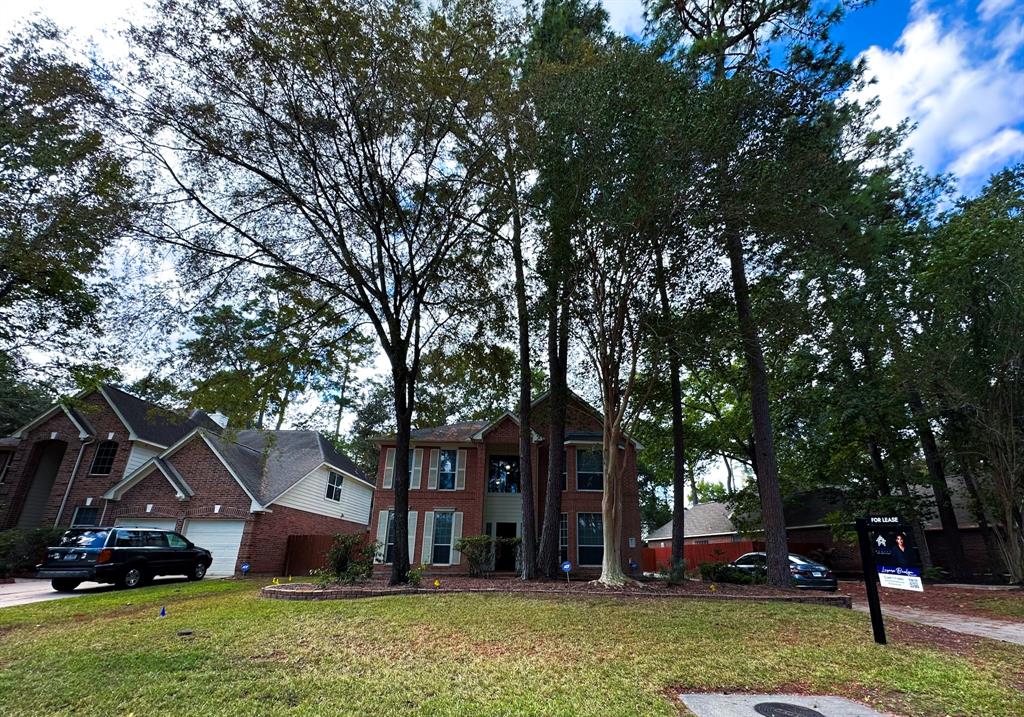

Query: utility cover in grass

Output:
[679, 694, 886, 717]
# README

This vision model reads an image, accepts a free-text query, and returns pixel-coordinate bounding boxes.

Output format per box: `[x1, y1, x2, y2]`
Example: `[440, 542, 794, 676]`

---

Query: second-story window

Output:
[438, 449, 457, 490]
[326, 471, 344, 501]
[575, 447, 603, 491]
[487, 456, 520, 493]
[89, 441, 118, 475]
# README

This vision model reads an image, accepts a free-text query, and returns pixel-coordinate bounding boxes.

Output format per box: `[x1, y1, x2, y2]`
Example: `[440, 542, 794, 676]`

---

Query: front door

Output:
[494, 522, 518, 571]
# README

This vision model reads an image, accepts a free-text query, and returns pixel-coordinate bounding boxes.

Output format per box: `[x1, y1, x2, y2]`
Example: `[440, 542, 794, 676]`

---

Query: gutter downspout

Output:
[55, 437, 94, 527]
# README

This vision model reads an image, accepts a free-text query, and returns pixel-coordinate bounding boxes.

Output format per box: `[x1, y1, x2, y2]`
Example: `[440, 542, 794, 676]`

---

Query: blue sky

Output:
[603, 0, 1024, 195]
[2, 0, 1021, 194]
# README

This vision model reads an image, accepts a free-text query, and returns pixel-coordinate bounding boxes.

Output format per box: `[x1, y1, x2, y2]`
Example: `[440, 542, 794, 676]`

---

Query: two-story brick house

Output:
[0, 385, 373, 575]
[370, 391, 643, 575]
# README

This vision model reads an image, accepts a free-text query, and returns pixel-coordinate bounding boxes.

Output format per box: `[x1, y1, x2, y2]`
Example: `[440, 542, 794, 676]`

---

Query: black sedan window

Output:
[58, 529, 110, 548]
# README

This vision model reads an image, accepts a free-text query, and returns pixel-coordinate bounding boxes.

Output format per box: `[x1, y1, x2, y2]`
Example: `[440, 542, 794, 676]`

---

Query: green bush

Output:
[407, 564, 424, 588]
[0, 528, 66, 577]
[321, 533, 376, 584]
[455, 535, 494, 577]
[698, 561, 765, 585]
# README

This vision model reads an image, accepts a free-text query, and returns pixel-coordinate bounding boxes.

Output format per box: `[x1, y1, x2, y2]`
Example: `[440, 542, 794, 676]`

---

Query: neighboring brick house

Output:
[369, 391, 643, 576]
[0, 385, 373, 575]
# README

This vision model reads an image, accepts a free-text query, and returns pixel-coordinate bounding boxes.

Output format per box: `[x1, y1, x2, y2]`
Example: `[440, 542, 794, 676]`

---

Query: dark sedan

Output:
[37, 527, 213, 592]
[729, 551, 838, 591]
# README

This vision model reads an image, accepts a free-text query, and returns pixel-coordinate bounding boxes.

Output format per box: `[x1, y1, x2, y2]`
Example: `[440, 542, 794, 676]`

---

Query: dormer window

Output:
[89, 441, 118, 475]
[326, 471, 344, 501]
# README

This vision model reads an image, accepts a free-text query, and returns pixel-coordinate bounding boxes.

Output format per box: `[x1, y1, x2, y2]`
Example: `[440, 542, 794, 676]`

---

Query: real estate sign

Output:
[868, 516, 923, 592]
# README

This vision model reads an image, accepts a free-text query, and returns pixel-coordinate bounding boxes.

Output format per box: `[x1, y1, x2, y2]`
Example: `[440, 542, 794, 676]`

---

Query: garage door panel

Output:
[183, 519, 245, 576]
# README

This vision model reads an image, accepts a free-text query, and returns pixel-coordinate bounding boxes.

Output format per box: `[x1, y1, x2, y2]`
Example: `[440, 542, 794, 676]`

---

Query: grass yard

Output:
[974, 595, 1024, 620]
[0, 580, 1021, 717]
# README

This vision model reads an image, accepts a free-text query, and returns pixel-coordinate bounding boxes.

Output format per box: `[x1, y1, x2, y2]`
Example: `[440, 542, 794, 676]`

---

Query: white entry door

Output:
[183, 519, 246, 576]
[114, 518, 176, 531]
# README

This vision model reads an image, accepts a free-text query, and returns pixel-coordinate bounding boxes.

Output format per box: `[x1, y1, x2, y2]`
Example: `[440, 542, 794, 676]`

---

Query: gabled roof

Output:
[470, 411, 543, 442]
[104, 427, 371, 506]
[100, 384, 217, 447]
[649, 502, 737, 541]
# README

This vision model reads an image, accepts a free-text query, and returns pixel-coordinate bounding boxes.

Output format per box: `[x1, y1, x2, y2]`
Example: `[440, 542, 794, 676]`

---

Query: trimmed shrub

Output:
[698, 561, 766, 585]
[455, 535, 494, 577]
[324, 533, 377, 584]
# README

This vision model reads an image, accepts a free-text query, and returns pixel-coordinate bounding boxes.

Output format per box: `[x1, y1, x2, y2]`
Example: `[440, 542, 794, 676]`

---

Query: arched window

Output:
[89, 441, 118, 475]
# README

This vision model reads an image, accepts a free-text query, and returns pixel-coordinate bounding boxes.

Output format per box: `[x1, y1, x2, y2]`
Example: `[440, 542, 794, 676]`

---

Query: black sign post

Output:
[855, 517, 887, 645]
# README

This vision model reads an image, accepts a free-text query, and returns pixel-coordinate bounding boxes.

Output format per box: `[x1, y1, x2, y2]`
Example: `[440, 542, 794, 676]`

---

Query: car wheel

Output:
[51, 579, 80, 592]
[187, 562, 207, 581]
[119, 566, 144, 589]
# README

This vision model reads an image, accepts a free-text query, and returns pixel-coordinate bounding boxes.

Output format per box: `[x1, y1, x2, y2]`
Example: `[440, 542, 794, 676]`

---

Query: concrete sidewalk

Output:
[853, 603, 1024, 646]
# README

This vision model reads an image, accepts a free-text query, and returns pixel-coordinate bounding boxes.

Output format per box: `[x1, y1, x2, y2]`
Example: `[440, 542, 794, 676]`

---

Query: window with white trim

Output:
[432, 511, 454, 564]
[561, 450, 567, 491]
[384, 510, 396, 563]
[559, 513, 568, 563]
[89, 441, 118, 475]
[325, 471, 344, 501]
[577, 512, 603, 566]
[575, 448, 603, 491]
[72, 506, 100, 527]
[438, 449, 457, 490]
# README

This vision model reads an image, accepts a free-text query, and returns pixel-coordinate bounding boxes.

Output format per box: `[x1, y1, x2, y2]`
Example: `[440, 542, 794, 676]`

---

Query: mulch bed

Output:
[839, 580, 1024, 622]
[262, 575, 851, 608]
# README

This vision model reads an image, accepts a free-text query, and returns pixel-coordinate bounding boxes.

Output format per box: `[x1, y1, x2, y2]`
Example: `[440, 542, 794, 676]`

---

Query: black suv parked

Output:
[36, 527, 213, 592]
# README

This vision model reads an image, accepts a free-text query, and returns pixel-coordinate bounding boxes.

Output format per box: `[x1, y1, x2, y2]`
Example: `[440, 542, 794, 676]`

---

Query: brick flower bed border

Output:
[260, 583, 852, 609]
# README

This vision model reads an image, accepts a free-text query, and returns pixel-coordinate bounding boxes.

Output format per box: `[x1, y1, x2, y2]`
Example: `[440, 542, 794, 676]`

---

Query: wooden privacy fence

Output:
[283, 534, 335, 578]
[641, 540, 826, 573]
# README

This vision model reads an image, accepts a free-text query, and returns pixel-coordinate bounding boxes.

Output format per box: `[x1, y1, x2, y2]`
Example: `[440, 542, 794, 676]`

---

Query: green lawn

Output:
[974, 595, 1024, 619]
[0, 580, 1021, 717]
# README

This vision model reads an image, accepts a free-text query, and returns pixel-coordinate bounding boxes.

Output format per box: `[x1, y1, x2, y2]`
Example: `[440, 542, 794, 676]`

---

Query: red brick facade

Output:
[371, 395, 643, 576]
[1, 391, 367, 575]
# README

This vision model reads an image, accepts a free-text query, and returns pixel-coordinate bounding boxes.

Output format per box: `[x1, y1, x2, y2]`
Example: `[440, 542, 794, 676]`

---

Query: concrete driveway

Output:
[0, 577, 195, 608]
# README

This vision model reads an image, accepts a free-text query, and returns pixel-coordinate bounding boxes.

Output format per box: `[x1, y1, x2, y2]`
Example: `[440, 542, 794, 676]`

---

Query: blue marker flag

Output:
[159, 606, 166, 618]
[561, 561, 572, 573]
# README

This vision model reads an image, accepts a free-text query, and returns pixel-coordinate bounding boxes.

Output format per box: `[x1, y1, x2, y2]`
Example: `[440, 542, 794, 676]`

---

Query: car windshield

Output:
[57, 529, 110, 549]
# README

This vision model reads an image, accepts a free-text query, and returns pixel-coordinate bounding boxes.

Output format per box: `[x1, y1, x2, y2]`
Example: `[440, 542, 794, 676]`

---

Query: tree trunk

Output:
[537, 285, 569, 578]
[654, 247, 687, 569]
[598, 424, 629, 585]
[724, 229, 789, 587]
[389, 365, 413, 585]
[723, 454, 735, 494]
[866, 435, 893, 497]
[907, 389, 967, 579]
[512, 214, 536, 580]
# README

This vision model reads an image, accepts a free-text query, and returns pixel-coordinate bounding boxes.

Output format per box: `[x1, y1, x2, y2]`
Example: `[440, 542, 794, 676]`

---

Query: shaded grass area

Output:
[0, 581, 1022, 716]
[974, 595, 1024, 619]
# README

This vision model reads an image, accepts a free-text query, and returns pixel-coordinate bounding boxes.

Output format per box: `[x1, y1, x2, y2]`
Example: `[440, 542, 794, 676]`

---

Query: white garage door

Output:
[114, 518, 177, 531]
[183, 519, 246, 576]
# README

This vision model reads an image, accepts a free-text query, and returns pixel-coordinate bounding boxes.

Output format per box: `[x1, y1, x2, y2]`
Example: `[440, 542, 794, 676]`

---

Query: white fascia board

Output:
[97, 386, 139, 440]
[102, 458, 186, 501]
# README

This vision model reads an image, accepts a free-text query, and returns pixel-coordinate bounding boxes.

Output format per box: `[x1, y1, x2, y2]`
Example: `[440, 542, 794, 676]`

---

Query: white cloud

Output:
[857, 4, 1024, 191]
[979, 0, 1015, 22]
[948, 128, 1024, 178]
[601, 0, 646, 37]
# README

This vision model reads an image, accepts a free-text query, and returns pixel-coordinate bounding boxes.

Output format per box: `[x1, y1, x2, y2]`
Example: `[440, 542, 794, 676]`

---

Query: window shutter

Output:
[411, 448, 423, 490]
[421, 511, 435, 564]
[374, 510, 389, 563]
[427, 449, 439, 490]
[455, 449, 467, 490]
[407, 511, 418, 563]
[451, 511, 464, 565]
[383, 448, 395, 489]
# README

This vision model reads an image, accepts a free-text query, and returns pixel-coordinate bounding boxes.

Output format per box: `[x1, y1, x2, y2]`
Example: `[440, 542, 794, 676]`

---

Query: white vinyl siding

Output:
[272, 465, 373, 525]
[124, 443, 161, 477]
[484, 493, 522, 524]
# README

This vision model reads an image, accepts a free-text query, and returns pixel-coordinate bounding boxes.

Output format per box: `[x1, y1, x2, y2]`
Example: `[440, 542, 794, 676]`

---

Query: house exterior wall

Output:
[272, 464, 373, 525]
[1, 392, 136, 529]
[244, 505, 368, 575]
[370, 395, 644, 576]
